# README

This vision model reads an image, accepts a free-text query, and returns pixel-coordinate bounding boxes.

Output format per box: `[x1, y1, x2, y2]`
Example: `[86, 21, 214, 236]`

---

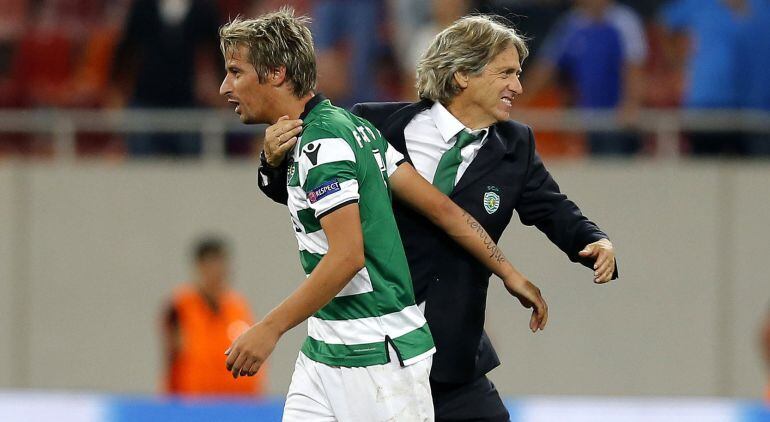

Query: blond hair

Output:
[416, 15, 528, 105]
[219, 7, 317, 97]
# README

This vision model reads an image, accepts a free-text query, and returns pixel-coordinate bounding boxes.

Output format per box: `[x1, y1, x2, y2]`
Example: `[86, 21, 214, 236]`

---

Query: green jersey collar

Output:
[299, 93, 327, 121]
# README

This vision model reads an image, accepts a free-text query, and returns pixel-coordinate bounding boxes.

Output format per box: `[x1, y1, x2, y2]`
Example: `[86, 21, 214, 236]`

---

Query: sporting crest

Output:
[286, 156, 297, 186]
[287, 160, 295, 181]
[483, 191, 500, 214]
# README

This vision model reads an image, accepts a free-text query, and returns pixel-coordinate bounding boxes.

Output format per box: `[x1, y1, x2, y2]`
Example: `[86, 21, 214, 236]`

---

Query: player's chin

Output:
[239, 113, 257, 124]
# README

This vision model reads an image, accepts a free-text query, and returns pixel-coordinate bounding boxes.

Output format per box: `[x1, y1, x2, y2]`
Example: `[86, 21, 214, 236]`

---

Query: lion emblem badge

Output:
[483, 191, 500, 214]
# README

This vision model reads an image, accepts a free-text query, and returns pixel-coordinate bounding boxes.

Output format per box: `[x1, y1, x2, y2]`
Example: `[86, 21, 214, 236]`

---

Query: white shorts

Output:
[282, 347, 434, 422]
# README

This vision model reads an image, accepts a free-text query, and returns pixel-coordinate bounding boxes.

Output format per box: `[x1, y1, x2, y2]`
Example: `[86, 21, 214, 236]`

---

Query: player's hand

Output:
[264, 115, 303, 167]
[225, 321, 280, 379]
[503, 275, 547, 332]
[579, 238, 615, 284]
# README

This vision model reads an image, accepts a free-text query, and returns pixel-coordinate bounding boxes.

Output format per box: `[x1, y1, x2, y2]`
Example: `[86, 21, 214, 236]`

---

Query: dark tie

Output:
[432, 130, 479, 195]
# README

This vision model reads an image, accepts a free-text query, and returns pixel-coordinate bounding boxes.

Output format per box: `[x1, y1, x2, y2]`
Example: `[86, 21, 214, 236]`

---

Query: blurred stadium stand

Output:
[0, 0, 768, 159]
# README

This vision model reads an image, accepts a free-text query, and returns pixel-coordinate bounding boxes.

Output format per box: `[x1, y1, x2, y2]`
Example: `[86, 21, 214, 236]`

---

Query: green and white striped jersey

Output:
[285, 96, 435, 368]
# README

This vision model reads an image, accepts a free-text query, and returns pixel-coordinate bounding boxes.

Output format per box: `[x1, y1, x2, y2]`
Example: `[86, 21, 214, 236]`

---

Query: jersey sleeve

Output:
[384, 141, 406, 177]
[298, 136, 360, 219]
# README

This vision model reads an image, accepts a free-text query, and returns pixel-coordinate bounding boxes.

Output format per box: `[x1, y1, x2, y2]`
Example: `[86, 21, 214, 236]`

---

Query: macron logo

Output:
[308, 179, 341, 204]
[303, 142, 321, 166]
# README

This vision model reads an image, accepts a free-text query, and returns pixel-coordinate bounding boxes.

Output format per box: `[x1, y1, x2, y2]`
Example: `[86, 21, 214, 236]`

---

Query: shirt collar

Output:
[299, 93, 326, 121]
[429, 101, 489, 144]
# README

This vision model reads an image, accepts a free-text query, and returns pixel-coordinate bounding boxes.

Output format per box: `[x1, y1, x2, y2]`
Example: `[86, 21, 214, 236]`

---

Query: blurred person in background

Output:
[0, 0, 129, 157]
[388, 0, 470, 100]
[475, 0, 569, 58]
[387, 0, 431, 100]
[0, 0, 30, 157]
[66, 0, 132, 157]
[111, 0, 222, 157]
[162, 236, 265, 396]
[660, 0, 770, 156]
[7, 0, 102, 108]
[65, 1, 130, 109]
[735, 0, 770, 156]
[0, 0, 28, 107]
[259, 15, 616, 421]
[311, 0, 384, 107]
[520, 0, 648, 156]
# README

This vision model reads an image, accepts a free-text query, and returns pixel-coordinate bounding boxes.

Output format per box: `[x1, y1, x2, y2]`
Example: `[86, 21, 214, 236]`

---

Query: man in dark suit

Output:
[257, 15, 617, 422]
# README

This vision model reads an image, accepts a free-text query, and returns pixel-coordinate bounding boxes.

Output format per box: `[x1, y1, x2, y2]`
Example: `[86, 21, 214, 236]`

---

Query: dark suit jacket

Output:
[258, 99, 617, 384]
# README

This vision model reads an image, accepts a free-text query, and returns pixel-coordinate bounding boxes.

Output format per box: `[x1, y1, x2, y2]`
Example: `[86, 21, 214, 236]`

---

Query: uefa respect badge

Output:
[308, 179, 341, 204]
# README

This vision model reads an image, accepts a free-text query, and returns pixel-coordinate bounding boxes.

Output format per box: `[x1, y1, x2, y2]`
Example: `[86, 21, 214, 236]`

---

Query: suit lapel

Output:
[452, 126, 507, 196]
[381, 100, 432, 162]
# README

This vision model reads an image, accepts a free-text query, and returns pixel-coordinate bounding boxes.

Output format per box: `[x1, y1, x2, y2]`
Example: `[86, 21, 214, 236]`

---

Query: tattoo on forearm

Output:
[462, 212, 507, 263]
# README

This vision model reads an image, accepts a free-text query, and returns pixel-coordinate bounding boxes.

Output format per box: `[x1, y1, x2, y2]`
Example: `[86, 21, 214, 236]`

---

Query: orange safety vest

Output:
[165, 284, 266, 395]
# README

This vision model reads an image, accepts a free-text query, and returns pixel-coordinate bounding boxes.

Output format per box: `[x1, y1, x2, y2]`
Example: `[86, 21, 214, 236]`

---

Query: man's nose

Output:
[511, 77, 523, 96]
[219, 75, 231, 96]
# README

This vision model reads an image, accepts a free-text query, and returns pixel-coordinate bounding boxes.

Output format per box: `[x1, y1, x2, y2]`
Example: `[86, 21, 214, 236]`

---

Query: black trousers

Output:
[431, 376, 510, 422]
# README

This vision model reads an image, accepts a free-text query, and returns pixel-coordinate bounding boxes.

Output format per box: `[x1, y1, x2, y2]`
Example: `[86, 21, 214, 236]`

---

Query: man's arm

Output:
[389, 163, 547, 332]
[225, 203, 364, 378]
[516, 126, 617, 282]
[256, 116, 303, 205]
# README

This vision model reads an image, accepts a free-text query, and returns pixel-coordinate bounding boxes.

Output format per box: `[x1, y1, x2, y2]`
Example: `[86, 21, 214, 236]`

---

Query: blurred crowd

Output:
[0, 0, 769, 159]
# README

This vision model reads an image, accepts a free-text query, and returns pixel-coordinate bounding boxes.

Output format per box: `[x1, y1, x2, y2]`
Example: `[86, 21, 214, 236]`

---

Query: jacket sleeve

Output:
[516, 127, 618, 278]
[350, 103, 364, 117]
[257, 152, 289, 205]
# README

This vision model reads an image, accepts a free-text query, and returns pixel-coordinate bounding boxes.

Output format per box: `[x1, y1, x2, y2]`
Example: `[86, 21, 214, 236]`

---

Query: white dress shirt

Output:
[403, 101, 489, 186]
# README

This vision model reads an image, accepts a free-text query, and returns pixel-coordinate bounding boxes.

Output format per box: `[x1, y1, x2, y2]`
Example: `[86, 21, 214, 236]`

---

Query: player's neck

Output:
[272, 92, 316, 123]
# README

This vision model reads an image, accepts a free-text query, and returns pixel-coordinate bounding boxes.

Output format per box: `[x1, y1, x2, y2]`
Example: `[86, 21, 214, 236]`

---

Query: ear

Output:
[453, 71, 470, 89]
[269, 66, 287, 86]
